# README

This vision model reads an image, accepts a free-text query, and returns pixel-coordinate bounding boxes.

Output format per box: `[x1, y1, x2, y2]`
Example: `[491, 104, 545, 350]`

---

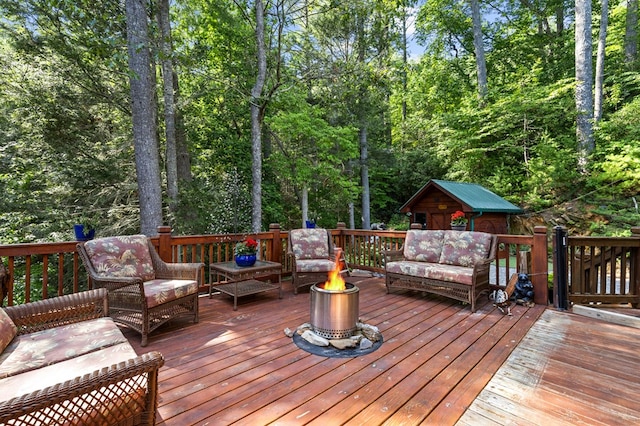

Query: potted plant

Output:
[74, 217, 96, 241]
[450, 211, 468, 231]
[234, 237, 258, 267]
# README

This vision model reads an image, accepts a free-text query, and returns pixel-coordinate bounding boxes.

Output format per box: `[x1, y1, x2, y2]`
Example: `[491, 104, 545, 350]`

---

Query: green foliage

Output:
[1, 0, 640, 243]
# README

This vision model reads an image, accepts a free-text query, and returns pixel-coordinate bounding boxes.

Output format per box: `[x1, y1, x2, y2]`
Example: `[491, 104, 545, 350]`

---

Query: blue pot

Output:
[235, 254, 257, 267]
[74, 224, 95, 241]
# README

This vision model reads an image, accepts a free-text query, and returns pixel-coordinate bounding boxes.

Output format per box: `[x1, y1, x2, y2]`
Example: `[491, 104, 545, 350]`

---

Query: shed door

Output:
[429, 213, 448, 230]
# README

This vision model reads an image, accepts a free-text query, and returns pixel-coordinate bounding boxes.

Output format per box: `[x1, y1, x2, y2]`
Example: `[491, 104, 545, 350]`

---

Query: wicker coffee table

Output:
[209, 260, 282, 310]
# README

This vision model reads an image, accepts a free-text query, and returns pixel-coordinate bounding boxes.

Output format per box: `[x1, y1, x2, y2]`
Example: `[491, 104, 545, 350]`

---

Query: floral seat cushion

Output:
[0, 342, 141, 403]
[289, 228, 331, 260]
[83, 235, 155, 281]
[143, 279, 199, 308]
[385, 261, 476, 285]
[0, 317, 128, 378]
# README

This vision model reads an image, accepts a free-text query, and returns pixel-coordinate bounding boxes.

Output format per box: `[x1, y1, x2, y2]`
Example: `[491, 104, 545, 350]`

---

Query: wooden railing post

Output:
[157, 226, 173, 263]
[531, 225, 549, 305]
[336, 222, 346, 251]
[269, 223, 281, 264]
[631, 227, 640, 307]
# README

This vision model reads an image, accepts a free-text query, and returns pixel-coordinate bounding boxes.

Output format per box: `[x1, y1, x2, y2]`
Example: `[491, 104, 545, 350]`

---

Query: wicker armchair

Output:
[78, 235, 203, 346]
[287, 228, 348, 294]
[0, 289, 164, 425]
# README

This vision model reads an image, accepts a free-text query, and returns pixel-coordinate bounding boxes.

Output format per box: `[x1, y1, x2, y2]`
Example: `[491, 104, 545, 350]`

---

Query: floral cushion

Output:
[403, 230, 445, 262]
[439, 231, 493, 267]
[143, 279, 199, 309]
[294, 259, 336, 273]
[290, 228, 331, 260]
[0, 317, 127, 379]
[83, 235, 155, 281]
[385, 261, 475, 285]
[0, 342, 140, 403]
[0, 309, 16, 354]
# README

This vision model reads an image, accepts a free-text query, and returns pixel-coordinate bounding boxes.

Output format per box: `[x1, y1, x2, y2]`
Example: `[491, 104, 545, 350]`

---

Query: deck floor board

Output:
[119, 276, 640, 425]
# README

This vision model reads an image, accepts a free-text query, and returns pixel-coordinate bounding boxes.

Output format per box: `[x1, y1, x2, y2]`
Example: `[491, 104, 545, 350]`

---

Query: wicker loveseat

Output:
[384, 230, 497, 312]
[0, 288, 164, 425]
[78, 234, 203, 346]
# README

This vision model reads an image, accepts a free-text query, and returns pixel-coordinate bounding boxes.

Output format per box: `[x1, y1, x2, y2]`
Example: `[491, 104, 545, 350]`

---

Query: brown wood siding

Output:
[405, 187, 510, 233]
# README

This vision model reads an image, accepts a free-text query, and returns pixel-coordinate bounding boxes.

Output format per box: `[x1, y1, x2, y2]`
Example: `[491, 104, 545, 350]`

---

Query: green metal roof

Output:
[401, 179, 523, 214]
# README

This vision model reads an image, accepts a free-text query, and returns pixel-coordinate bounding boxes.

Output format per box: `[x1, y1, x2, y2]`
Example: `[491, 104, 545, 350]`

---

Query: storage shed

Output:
[400, 179, 523, 234]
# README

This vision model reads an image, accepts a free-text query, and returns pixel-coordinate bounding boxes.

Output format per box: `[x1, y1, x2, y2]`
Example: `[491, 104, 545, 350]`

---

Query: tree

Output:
[157, 0, 179, 210]
[594, 0, 609, 122]
[470, 0, 487, 100]
[575, 0, 594, 172]
[125, 0, 163, 234]
[250, 0, 267, 232]
[625, 0, 638, 65]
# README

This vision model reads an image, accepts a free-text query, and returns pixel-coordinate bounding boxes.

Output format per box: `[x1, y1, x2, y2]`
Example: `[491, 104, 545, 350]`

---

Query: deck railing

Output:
[1, 223, 550, 306]
[565, 228, 640, 306]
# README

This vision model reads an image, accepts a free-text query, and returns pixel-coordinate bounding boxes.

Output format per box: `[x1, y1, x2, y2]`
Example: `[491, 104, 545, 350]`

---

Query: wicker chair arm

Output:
[4, 289, 108, 335]
[154, 262, 203, 280]
[0, 351, 165, 424]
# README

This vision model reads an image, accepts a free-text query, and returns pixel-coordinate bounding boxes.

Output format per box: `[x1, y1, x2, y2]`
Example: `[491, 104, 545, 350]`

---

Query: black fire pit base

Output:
[292, 333, 383, 358]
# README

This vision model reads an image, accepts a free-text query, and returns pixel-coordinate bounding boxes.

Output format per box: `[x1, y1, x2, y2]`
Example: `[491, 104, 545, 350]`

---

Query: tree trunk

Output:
[575, 0, 594, 173]
[157, 0, 178, 209]
[470, 0, 488, 100]
[349, 202, 355, 230]
[251, 0, 266, 233]
[625, 0, 638, 65]
[301, 186, 309, 228]
[174, 72, 192, 183]
[360, 126, 371, 230]
[125, 0, 163, 235]
[594, 0, 609, 122]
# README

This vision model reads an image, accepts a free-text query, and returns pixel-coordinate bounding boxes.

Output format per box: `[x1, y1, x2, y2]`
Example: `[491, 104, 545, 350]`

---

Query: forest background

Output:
[1, 0, 640, 244]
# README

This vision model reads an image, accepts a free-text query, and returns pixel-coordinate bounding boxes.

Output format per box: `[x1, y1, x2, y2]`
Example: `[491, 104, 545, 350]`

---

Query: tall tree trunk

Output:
[251, 0, 266, 233]
[301, 186, 309, 228]
[360, 126, 371, 230]
[594, 0, 609, 122]
[174, 72, 192, 182]
[157, 0, 178, 209]
[125, 0, 163, 235]
[470, 0, 488, 100]
[625, 0, 638, 65]
[575, 0, 594, 173]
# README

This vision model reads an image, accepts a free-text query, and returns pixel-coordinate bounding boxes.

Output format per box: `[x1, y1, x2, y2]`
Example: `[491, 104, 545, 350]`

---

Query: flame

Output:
[323, 250, 346, 291]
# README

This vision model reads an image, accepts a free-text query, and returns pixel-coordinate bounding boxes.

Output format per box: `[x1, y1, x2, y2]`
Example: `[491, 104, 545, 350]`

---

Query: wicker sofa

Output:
[0, 288, 164, 425]
[384, 230, 497, 312]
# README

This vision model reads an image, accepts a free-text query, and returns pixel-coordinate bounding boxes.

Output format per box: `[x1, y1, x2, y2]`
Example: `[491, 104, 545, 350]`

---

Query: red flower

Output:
[235, 237, 258, 255]
[451, 211, 468, 225]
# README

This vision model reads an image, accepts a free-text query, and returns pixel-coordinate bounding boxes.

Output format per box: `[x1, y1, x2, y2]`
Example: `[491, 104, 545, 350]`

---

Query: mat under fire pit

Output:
[292, 333, 383, 358]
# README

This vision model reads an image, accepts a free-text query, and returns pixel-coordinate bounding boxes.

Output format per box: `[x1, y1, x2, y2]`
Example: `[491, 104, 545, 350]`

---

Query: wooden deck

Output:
[121, 276, 640, 425]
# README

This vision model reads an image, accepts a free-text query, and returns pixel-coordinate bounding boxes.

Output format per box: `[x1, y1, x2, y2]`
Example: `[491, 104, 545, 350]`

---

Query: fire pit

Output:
[310, 282, 359, 339]
[287, 253, 383, 358]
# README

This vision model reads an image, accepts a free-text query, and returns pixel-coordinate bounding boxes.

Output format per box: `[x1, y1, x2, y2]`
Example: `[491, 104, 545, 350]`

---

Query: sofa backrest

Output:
[403, 230, 494, 267]
[439, 231, 494, 267]
[289, 228, 331, 260]
[403, 230, 445, 262]
[83, 235, 155, 281]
